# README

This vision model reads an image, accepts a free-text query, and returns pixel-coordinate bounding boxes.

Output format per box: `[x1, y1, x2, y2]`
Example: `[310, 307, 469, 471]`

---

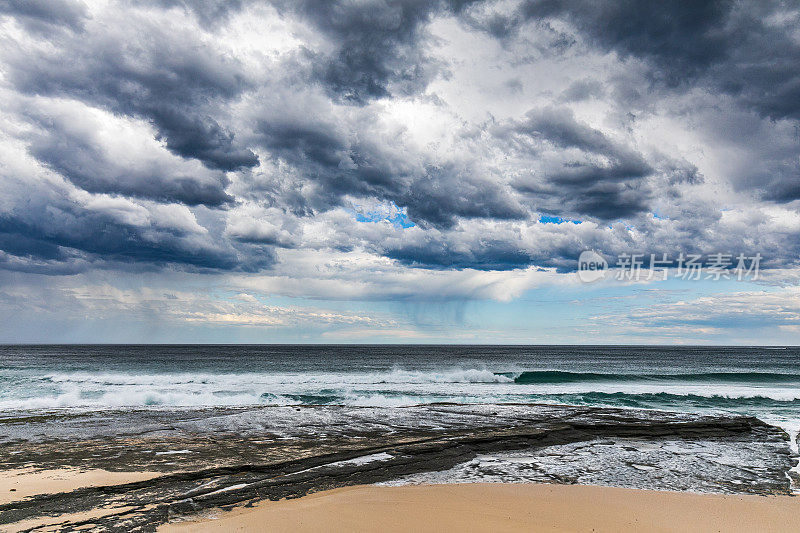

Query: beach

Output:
[161, 483, 800, 533]
[0, 346, 798, 531]
[1, 403, 796, 531]
[3, 469, 798, 532]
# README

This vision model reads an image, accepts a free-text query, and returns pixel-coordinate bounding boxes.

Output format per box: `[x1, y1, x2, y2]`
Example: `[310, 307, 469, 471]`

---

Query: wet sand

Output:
[161, 482, 800, 533]
[0, 469, 161, 533]
[0, 468, 160, 505]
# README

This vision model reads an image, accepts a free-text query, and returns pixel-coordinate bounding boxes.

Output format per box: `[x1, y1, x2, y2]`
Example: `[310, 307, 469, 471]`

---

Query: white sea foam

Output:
[2, 368, 800, 411]
[42, 367, 513, 386]
[155, 449, 192, 455]
[327, 452, 394, 468]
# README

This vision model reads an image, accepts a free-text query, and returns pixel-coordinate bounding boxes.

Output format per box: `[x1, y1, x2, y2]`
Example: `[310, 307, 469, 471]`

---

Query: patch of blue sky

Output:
[350, 203, 416, 228]
[539, 215, 582, 225]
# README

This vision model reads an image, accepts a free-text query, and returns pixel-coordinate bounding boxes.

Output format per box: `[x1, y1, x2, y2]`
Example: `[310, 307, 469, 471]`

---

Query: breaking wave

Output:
[1, 367, 799, 410]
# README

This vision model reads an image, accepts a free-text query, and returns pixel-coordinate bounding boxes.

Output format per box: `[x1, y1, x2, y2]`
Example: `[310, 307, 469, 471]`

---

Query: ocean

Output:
[2, 344, 798, 446]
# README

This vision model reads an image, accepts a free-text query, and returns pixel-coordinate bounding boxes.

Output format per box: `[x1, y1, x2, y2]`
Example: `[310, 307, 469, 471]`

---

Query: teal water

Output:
[1, 345, 798, 444]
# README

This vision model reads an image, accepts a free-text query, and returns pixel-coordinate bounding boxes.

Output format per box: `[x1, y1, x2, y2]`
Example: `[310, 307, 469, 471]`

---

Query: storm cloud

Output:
[0, 0, 798, 280]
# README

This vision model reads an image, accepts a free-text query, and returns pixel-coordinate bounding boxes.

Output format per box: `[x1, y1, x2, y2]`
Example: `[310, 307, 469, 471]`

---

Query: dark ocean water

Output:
[1, 344, 798, 445]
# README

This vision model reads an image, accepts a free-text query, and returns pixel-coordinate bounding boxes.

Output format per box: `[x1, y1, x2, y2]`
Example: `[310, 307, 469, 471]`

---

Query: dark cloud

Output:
[495, 107, 653, 220]
[25, 110, 234, 207]
[763, 181, 800, 204]
[281, 0, 476, 104]
[513, 108, 651, 179]
[399, 163, 526, 228]
[747, 158, 800, 204]
[385, 238, 534, 271]
[570, 183, 649, 220]
[0, 0, 89, 33]
[254, 113, 407, 216]
[380, 223, 605, 272]
[255, 111, 526, 228]
[559, 79, 604, 102]
[0, 216, 234, 274]
[0, 197, 272, 274]
[0, 0, 798, 279]
[521, 0, 800, 121]
[522, 0, 734, 84]
[149, 110, 257, 172]
[659, 158, 703, 187]
[256, 117, 350, 177]
[3, 10, 257, 171]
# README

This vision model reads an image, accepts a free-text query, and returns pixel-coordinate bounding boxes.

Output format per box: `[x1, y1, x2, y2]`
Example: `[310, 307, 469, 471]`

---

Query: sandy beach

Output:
[0, 468, 161, 532]
[161, 482, 800, 533]
[0, 468, 161, 505]
[1, 403, 796, 531]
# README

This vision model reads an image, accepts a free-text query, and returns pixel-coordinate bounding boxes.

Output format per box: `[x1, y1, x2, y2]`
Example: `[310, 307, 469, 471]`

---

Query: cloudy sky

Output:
[1, 0, 799, 343]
